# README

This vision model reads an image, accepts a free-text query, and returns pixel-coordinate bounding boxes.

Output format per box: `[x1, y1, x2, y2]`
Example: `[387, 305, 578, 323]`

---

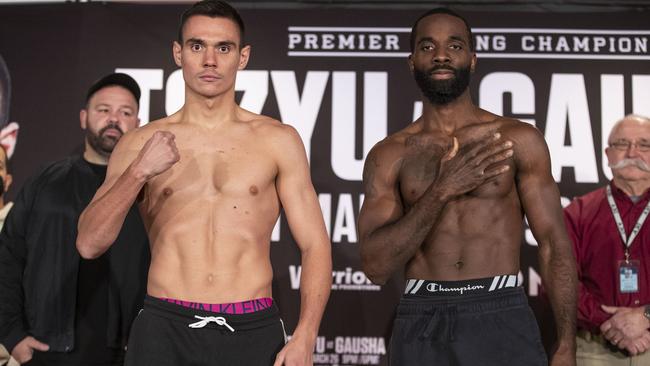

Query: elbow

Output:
[361, 255, 390, 285]
[359, 238, 393, 285]
[538, 237, 575, 262]
[76, 214, 104, 259]
[76, 235, 101, 259]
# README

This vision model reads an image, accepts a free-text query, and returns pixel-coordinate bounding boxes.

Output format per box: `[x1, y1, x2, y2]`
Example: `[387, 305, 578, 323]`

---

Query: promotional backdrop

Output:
[1, 4, 649, 365]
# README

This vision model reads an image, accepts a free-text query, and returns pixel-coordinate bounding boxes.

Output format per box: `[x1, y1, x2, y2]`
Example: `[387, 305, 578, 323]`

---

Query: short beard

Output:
[86, 123, 124, 157]
[413, 65, 471, 105]
[609, 158, 650, 172]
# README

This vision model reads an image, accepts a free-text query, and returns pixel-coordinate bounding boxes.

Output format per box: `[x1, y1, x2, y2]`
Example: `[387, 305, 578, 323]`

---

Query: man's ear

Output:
[604, 146, 613, 167]
[80, 109, 88, 130]
[173, 41, 183, 67]
[238, 45, 251, 70]
[470, 53, 477, 73]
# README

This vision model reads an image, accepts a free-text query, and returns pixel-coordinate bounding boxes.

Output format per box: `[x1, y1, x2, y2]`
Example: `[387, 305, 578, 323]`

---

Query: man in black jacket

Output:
[0, 73, 150, 366]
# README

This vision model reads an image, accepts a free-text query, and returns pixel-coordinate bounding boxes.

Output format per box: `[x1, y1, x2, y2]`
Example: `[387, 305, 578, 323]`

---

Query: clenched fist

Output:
[132, 131, 181, 180]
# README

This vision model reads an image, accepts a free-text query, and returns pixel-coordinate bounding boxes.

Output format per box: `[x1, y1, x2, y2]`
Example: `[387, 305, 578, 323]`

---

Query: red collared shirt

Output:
[564, 182, 650, 333]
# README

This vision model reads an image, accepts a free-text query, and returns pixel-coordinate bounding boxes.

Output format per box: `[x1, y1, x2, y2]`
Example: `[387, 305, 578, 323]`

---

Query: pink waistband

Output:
[159, 297, 273, 315]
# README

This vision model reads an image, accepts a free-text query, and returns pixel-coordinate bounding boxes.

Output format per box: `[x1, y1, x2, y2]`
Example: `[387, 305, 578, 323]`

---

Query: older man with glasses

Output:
[564, 114, 650, 366]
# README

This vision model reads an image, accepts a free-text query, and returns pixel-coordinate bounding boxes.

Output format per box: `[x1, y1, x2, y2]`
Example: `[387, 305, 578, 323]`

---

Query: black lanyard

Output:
[606, 185, 650, 262]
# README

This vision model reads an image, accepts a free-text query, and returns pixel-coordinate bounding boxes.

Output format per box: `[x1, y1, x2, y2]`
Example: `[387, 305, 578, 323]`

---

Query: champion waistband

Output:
[159, 297, 273, 315]
[404, 275, 519, 297]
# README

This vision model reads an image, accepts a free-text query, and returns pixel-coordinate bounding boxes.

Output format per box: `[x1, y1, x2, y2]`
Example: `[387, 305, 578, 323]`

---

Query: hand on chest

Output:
[398, 129, 516, 203]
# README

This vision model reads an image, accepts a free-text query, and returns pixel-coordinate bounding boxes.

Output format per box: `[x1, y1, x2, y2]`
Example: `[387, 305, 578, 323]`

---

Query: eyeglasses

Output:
[609, 140, 650, 152]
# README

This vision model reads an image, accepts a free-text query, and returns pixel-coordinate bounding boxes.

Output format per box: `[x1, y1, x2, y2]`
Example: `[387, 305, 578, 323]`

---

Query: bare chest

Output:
[145, 133, 278, 204]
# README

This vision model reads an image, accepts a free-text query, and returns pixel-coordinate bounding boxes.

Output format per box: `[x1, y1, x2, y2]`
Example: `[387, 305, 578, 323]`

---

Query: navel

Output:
[454, 260, 464, 270]
[207, 274, 214, 283]
[249, 185, 259, 195]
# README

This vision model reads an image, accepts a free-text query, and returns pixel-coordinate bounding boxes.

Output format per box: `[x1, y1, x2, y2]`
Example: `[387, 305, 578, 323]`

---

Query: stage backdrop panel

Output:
[1, 4, 649, 365]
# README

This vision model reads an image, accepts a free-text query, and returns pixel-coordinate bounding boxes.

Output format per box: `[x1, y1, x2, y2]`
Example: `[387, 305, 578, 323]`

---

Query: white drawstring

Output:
[188, 315, 235, 332]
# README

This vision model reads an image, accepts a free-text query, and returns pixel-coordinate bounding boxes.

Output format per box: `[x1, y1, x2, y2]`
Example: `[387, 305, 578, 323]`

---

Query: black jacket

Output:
[0, 156, 149, 353]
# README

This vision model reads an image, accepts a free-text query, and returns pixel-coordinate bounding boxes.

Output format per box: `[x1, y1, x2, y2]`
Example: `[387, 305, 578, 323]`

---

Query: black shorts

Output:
[390, 278, 548, 366]
[125, 295, 286, 366]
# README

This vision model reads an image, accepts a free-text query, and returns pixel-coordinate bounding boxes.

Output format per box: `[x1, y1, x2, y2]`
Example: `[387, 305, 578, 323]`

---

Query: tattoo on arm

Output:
[362, 154, 379, 197]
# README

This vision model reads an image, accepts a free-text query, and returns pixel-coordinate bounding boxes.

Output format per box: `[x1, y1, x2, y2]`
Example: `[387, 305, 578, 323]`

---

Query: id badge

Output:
[618, 260, 640, 294]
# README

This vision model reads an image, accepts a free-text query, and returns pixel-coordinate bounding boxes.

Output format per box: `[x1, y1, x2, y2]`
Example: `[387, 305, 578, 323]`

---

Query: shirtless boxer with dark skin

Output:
[358, 9, 577, 366]
[76, 2, 331, 365]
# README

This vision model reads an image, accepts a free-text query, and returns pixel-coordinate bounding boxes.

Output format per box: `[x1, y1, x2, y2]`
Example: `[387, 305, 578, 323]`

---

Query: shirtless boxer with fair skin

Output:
[358, 9, 577, 366]
[77, 2, 331, 365]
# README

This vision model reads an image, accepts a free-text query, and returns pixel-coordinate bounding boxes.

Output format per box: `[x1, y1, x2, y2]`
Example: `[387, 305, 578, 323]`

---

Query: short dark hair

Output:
[85, 73, 141, 106]
[177, 0, 246, 47]
[410, 8, 474, 53]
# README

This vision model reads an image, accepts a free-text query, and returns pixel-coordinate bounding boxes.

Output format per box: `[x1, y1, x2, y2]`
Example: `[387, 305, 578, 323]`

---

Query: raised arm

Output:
[272, 125, 331, 366]
[76, 130, 179, 258]
[514, 123, 577, 366]
[358, 132, 513, 285]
